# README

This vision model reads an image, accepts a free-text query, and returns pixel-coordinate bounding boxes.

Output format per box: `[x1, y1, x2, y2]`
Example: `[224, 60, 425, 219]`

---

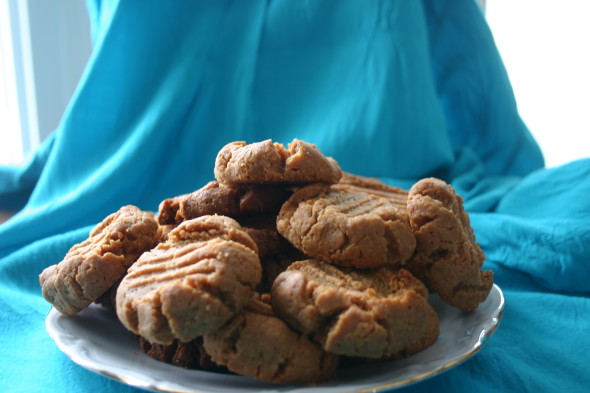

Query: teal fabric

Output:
[0, 1, 588, 392]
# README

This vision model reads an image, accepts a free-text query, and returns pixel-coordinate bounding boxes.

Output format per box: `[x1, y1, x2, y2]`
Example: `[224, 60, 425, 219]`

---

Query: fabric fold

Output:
[0, 1, 588, 392]
[472, 159, 590, 293]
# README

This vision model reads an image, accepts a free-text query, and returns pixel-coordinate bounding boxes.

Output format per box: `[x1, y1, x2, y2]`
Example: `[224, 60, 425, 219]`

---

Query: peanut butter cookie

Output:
[276, 184, 415, 268]
[158, 181, 292, 225]
[214, 139, 342, 185]
[203, 295, 339, 384]
[116, 215, 261, 344]
[39, 205, 160, 316]
[271, 260, 438, 359]
[407, 178, 493, 312]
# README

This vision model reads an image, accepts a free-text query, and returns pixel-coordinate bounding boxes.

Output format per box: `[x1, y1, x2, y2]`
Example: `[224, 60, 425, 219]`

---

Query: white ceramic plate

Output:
[46, 284, 504, 393]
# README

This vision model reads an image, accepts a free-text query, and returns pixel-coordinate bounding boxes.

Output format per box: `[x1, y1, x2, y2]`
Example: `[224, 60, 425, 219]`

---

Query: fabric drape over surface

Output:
[0, 1, 588, 392]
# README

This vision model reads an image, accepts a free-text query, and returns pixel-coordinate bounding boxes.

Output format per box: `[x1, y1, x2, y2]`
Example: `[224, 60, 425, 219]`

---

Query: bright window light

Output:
[486, 0, 590, 168]
[0, 1, 25, 165]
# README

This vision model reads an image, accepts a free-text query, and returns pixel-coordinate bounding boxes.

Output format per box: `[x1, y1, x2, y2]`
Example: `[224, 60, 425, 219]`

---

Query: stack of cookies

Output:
[39, 138, 493, 385]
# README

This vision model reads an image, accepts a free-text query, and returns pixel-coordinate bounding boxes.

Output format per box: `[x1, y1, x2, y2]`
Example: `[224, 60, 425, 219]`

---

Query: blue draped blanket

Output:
[0, 1, 588, 392]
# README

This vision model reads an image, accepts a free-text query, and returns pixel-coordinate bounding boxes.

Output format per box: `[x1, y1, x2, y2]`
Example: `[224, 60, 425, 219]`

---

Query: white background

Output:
[486, 0, 590, 167]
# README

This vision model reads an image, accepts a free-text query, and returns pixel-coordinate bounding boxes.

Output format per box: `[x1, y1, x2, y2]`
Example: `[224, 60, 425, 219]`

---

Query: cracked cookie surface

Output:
[39, 205, 160, 316]
[116, 215, 261, 344]
[271, 260, 439, 359]
[203, 296, 339, 384]
[214, 139, 342, 184]
[276, 184, 415, 268]
[407, 178, 493, 312]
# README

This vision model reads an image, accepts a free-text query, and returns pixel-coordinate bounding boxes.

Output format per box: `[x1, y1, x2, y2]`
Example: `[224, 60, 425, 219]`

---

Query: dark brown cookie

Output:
[256, 247, 307, 294]
[139, 336, 227, 372]
[39, 205, 160, 316]
[157, 181, 292, 225]
[276, 184, 416, 268]
[241, 227, 288, 259]
[407, 177, 493, 312]
[271, 260, 438, 359]
[237, 215, 306, 293]
[203, 296, 339, 384]
[157, 194, 186, 225]
[214, 139, 342, 185]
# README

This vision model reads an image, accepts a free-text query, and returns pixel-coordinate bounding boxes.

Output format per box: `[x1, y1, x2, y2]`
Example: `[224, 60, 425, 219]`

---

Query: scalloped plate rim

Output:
[46, 284, 504, 393]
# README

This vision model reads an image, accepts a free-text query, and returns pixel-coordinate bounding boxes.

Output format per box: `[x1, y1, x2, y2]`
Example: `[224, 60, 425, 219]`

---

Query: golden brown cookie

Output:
[116, 215, 261, 344]
[276, 184, 416, 268]
[158, 181, 292, 225]
[214, 139, 342, 185]
[271, 260, 438, 359]
[203, 295, 339, 384]
[39, 205, 160, 316]
[407, 177, 493, 312]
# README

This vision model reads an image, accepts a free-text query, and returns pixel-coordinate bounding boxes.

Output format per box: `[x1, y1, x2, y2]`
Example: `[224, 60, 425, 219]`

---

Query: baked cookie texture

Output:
[407, 178, 493, 312]
[203, 296, 339, 384]
[158, 181, 292, 225]
[214, 139, 342, 184]
[276, 183, 416, 268]
[165, 214, 259, 252]
[335, 172, 408, 210]
[116, 215, 261, 344]
[39, 205, 159, 316]
[139, 336, 225, 372]
[233, 214, 304, 292]
[157, 193, 185, 225]
[271, 260, 439, 359]
[40, 138, 495, 385]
